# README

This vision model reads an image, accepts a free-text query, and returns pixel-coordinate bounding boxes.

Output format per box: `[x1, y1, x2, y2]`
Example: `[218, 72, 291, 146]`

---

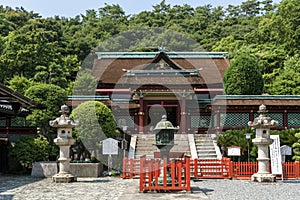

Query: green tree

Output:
[34, 63, 68, 88]
[267, 55, 300, 95]
[292, 132, 300, 161]
[70, 101, 118, 155]
[9, 136, 58, 170]
[224, 50, 264, 95]
[217, 129, 254, 161]
[24, 83, 67, 141]
[72, 68, 97, 95]
[0, 18, 63, 81]
[7, 75, 33, 94]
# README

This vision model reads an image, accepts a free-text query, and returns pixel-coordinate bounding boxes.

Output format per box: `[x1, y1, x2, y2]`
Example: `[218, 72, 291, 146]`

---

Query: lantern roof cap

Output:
[154, 115, 179, 130]
[248, 104, 278, 128]
[49, 105, 79, 128]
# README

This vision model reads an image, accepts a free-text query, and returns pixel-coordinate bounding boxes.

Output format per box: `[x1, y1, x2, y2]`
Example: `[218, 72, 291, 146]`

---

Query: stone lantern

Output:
[154, 115, 178, 162]
[248, 104, 278, 182]
[154, 115, 179, 186]
[50, 105, 79, 183]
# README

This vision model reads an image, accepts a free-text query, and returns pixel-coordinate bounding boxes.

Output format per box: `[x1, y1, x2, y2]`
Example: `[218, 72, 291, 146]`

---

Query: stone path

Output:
[0, 176, 132, 200]
[1, 175, 299, 200]
[0, 175, 207, 200]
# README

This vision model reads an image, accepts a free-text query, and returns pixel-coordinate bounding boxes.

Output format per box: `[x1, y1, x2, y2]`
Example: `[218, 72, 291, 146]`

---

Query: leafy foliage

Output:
[218, 128, 299, 161]
[9, 136, 58, 169]
[72, 68, 97, 95]
[217, 129, 255, 161]
[24, 83, 67, 140]
[0, 1, 297, 96]
[267, 55, 300, 94]
[292, 132, 300, 161]
[224, 50, 264, 95]
[70, 101, 118, 149]
[2, 1, 300, 155]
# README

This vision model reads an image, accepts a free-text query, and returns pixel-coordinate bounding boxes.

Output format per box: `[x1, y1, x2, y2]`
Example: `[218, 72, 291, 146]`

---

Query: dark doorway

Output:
[146, 102, 178, 131]
[0, 140, 8, 172]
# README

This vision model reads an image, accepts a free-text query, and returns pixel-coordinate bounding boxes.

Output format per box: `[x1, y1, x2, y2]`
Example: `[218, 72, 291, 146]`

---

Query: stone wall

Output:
[31, 162, 103, 178]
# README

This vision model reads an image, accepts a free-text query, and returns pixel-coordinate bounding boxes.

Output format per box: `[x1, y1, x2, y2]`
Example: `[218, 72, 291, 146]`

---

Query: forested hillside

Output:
[0, 0, 300, 96]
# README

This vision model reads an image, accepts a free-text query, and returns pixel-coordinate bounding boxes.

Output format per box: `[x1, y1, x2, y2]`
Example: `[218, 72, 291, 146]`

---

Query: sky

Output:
[0, 0, 282, 18]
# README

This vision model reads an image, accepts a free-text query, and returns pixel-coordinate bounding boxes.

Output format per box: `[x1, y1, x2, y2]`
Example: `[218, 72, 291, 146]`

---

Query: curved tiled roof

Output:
[92, 51, 229, 86]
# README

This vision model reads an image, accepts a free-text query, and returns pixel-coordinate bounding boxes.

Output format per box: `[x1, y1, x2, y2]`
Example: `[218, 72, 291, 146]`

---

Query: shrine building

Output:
[68, 51, 300, 135]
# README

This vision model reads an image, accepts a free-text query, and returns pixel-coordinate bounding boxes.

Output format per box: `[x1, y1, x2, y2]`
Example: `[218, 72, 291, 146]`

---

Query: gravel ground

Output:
[0, 175, 299, 200]
[0, 175, 133, 200]
[194, 178, 300, 200]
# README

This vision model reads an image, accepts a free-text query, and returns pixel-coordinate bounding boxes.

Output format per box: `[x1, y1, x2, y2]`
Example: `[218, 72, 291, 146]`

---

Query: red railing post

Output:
[163, 157, 167, 187]
[121, 157, 127, 178]
[186, 156, 191, 192]
[295, 161, 300, 178]
[171, 161, 175, 188]
[228, 159, 233, 179]
[139, 156, 146, 192]
[129, 158, 134, 178]
[194, 158, 198, 178]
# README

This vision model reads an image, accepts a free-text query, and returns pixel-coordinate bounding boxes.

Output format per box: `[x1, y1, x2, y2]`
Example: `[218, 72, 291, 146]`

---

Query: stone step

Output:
[194, 134, 218, 160]
[196, 143, 214, 146]
[197, 149, 217, 153]
[135, 134, 191, 159]
[195, 139, 214, 142]
[198, 153, 217, 157]
[196, 145, 215, 149]
[197, 156, 218, 160]
[194, 135, 213, 138]
[135, 149, 157, 152]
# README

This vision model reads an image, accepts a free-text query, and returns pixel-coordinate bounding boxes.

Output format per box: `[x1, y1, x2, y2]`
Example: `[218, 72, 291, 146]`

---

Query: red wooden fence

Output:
[121, 157, 140, 179]
[139, 155, 191, 192]
[193, 158, 232, 179]
[122, 157, 300, 180]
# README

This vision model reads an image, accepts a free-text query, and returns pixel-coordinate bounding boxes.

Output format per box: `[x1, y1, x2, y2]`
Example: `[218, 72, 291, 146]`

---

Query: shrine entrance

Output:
[146, 101, 179, 133]
[0, 139, 8, 172]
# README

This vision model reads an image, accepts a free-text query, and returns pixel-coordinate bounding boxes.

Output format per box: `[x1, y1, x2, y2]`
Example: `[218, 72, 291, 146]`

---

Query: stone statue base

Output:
[251, 173, 276, 182]
[52, 173, 77, 183]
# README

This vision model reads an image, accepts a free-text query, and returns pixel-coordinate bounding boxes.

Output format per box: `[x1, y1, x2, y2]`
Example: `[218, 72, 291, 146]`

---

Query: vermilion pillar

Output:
[138, 96, 144, 134]
[180, 96, 186, 134]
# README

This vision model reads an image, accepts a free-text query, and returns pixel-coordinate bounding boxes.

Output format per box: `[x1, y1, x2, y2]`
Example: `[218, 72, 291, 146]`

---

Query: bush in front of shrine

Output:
[9, 136, 58, 172]
[292, 132, 300, 161]
[70, 101, 119, 159]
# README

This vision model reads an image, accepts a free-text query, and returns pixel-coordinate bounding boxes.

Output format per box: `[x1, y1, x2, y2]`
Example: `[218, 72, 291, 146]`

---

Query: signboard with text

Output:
[102, 138, 119, 155]
[269, 135, 282, 175]
[227, 146, 241, 156]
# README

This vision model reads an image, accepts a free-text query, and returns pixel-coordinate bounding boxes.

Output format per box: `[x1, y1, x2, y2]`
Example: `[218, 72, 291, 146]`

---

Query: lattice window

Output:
[10, 117, 28, 127]
[287, 113, 300, 127]
[254, 113, 284, 126]
[115, 116, 134, 128]
[0, 119, 6, 127]
[191, 116, 211, 128]
[220, 113, 249, 127]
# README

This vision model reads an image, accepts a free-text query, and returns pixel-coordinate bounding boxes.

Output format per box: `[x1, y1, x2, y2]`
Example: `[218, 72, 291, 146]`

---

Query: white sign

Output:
[269, 135, 282, 175]
[280, 145, 292, 156]
[102, 138, 119, 155]
[227, 146, 241, 156]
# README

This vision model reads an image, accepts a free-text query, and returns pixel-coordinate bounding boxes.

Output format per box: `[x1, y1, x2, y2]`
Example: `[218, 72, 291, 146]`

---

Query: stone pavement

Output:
[1, 175, 299, 200]
[0, 175, 208, 200]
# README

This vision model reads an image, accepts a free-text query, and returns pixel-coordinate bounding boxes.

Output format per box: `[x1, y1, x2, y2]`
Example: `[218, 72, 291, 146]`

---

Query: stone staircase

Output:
[134, 134, 191, 159]
[134, 134, 157, 159]
[194, 134, 219, 159]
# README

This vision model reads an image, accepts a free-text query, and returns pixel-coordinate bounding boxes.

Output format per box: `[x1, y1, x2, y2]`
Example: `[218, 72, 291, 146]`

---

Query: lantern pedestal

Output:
[153, 115, 179, 187]
[156, 144, 175, 186]
[248, 104, 278, 183]
[52, 138, 76, 183]
[49, 105, 79, 183]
